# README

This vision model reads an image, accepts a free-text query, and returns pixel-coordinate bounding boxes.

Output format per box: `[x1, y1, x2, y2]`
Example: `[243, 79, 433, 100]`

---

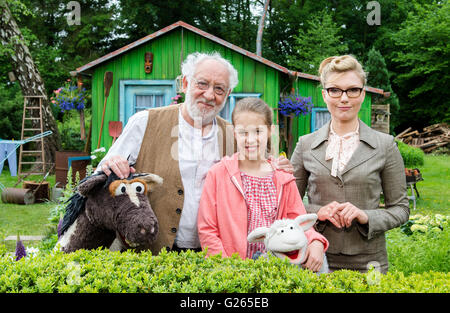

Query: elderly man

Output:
[98, 52, 291, 255]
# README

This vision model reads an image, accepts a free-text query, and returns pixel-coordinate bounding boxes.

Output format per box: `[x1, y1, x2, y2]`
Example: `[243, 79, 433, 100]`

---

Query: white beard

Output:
[184, 83, 227, 126]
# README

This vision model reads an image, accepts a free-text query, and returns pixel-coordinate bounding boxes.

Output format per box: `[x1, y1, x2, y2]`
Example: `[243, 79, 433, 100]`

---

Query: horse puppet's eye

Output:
[114, 183, 127, 196]
[131, 181, 146, 194]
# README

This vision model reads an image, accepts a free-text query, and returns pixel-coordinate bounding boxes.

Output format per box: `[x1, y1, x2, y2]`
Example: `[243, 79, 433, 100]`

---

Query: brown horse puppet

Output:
[57, 171, 162, 253]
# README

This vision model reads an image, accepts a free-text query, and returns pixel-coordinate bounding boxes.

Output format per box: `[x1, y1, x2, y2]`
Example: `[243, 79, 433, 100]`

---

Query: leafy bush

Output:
[90, 147, 107, 168]
[0, 83, 23, 141]
[57, 109, 91, 151]
[0, 248, 448, 293]
[40, 167, 84, 253]
[386, 226, 449, 275]
[397, 140, 425, 168]
[400, 214, 448, 236]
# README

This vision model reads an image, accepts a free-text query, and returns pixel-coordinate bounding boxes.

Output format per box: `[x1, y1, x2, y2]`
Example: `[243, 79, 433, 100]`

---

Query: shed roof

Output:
[72, 21, 384, 95]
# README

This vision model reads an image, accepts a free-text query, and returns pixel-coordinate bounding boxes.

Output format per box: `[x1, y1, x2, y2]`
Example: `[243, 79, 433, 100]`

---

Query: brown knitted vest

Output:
[134, 104, 235, 255]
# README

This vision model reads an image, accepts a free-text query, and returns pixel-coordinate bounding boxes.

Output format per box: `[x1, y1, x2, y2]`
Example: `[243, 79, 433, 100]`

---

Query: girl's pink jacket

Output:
[197, 153, 329, 259]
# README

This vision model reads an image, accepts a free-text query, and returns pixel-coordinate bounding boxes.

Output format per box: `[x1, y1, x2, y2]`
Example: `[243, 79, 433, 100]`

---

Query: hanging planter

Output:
[51, 79, 89, 140]
[278, 93, 315, 157]
[278, 93, 314, 117]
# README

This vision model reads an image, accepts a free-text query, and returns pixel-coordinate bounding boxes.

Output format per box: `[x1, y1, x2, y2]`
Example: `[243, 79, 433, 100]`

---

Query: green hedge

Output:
[397, 140, 425, 168]
[0, 247, 448, 293]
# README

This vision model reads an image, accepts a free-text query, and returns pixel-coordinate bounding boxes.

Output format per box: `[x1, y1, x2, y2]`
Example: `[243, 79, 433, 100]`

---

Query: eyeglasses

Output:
[325, 87, 364, 98]
[192, 78, 228, 96]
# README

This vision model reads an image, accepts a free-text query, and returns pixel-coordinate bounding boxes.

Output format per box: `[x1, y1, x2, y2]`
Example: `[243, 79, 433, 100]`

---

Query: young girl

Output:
[197, 98, 329, 272]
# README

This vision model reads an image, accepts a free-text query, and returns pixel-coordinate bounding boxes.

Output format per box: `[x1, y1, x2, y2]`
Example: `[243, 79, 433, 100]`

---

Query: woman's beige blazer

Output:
[291, 120, 409, 267]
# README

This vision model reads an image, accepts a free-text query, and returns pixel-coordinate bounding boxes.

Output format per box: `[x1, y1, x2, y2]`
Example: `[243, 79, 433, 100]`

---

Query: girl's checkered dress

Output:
[241, 172, 278, 259]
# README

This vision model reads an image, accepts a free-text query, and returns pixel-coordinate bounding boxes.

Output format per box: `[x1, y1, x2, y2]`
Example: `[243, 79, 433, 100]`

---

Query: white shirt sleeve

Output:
[95, 110, 149, 172]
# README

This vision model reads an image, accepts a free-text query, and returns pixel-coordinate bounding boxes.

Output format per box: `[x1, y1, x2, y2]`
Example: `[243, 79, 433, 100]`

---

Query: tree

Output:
[117, 0, 257, 53]
[365, 47, 400, 131]
[255, 0, 270, 56]
[389, 1, 450, 127]
[287, 9, 348, 75]
[0, 0, 61, 168]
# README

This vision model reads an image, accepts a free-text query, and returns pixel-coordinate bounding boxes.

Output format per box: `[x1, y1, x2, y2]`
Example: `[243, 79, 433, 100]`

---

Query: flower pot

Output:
[55, 151, 90, 187]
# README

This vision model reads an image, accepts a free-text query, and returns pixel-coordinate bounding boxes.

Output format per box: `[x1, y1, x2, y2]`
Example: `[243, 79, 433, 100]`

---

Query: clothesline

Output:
[0, 131, 53, 176]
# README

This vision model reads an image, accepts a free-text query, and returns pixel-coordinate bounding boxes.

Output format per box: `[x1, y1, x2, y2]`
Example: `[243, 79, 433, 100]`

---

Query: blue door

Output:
[119, 80, 176, 125]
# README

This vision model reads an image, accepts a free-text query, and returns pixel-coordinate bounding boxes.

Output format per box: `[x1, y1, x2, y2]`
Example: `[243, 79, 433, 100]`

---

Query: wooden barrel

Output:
[23, 181, 50, 203]
[1, 188, 35, 205]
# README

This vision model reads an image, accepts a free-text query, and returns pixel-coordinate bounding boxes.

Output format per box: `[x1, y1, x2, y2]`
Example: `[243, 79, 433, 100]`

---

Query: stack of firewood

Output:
[395, 123, 449, 153]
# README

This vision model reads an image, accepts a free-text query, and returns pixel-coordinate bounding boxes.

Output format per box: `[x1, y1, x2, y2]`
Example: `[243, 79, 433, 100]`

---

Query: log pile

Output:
[395, 123, 449, 153]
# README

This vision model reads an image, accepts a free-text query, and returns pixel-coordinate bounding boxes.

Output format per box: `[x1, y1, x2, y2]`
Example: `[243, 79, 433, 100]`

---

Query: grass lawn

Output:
[0, 170, 57, 251]
[410, 154, 450, 215]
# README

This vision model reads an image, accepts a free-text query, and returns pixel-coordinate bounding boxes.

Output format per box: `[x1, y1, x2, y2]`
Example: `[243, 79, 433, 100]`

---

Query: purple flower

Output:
[57, 218, 63, 239]
[278, 94, 314, 117]
[15, 235, 27, 261]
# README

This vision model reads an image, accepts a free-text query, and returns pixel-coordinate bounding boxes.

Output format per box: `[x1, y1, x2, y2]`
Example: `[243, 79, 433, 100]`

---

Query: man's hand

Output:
[302, 240, 324, 272]
[100, 155, 135, 179]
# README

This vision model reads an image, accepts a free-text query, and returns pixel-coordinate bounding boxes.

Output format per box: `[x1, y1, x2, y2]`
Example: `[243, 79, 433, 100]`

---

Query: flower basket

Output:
[278, 93, 314, 157]
[278, 94, 314, 117]
[51, 79, 89, 140]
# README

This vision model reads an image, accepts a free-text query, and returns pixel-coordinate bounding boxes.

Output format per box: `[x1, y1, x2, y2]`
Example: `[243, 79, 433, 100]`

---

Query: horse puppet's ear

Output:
[247, 227, 270, 243]
[138, 173, 163, 192]
[294, 214, 318, 232]
[77, 173, 108, 196]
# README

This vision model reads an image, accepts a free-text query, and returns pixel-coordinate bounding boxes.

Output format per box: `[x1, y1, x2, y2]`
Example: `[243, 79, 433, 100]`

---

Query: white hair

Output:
[181, 52, 239, 91]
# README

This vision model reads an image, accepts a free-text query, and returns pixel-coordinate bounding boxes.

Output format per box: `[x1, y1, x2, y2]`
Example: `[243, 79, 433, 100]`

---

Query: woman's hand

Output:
[302, 240, 324, 272]
[330, 202, 368, 227]
[317, 201, 342, 228]
[272, 155, 294, 174]
[101, 155, 135, 179]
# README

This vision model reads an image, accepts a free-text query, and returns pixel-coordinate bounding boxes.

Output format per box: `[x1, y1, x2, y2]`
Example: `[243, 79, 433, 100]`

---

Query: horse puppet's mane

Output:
[59, 171, 149, 236]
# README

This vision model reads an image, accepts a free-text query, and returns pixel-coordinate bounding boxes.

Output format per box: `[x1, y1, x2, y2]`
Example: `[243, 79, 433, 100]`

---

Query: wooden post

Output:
[77, 75, 85, 140]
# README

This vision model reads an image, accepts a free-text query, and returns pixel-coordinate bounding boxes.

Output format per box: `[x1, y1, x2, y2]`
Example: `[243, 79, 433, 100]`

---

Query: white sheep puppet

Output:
[247, 214, 328, 273]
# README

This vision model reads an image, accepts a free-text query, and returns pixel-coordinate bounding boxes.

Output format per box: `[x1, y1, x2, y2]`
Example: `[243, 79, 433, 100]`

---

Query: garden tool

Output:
[108, 121, 123, 144]
[97, 71, 113, 149]
[29, 164, 54, 200]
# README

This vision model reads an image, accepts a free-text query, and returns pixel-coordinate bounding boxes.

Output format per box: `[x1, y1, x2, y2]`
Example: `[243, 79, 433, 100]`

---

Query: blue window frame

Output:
[119, 80, 176, 125]
[311, 107, 331, 132]
[219, 93, 262, 122]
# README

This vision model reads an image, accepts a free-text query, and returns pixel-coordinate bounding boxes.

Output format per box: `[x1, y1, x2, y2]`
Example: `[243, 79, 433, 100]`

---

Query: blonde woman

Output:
[291, 55, 409, 273]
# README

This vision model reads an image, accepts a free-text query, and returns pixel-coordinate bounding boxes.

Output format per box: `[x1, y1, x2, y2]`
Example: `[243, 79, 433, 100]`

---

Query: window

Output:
[119, 80, 176, 125]
[135, 94, 165, 112]
[311, 108, 331, 132]
[219, 93, 262, 122]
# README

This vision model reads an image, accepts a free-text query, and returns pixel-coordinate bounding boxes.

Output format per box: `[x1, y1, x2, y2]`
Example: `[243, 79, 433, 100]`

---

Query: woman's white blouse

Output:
[325, 123, 360, 177]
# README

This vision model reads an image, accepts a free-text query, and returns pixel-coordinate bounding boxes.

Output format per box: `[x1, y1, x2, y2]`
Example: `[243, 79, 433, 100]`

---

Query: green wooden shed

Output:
[71, 21, 385, 156]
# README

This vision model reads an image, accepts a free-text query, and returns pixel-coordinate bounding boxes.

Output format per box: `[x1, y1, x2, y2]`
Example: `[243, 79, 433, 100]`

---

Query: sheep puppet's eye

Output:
[131, 181, 145, 194]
